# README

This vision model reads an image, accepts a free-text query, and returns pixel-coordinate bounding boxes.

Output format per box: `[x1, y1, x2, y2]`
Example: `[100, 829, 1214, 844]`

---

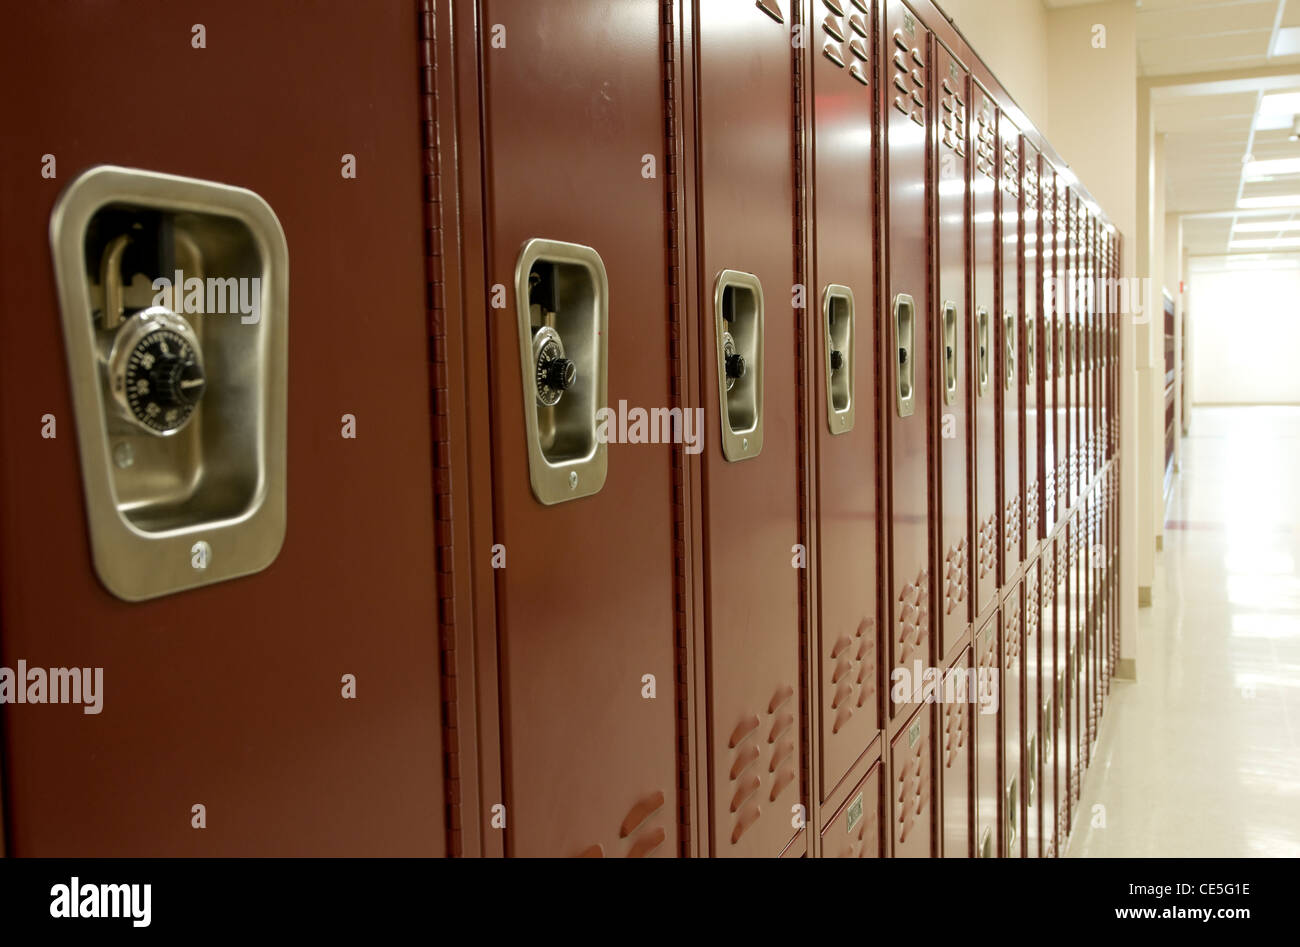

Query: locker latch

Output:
[823, 284, 855, 434]
[893, 294, 915, 418]
[713, 270, 765, 461]
[514, 239, 610, 504]
[976, 307, 990, 397]
[50, 165, 288, 601]
[1025, 316, 1035, 385]
[941, 300, 958, 406]
[1003, 311, 1016, 390]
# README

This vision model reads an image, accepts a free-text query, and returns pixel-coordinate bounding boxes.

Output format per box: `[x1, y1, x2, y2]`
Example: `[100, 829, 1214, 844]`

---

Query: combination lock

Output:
[107, 306, 207, 435]
[532, 325, 576, 407]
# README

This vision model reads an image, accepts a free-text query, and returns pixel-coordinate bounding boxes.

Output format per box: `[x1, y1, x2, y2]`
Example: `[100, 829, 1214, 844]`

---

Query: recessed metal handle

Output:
[1025, 316, 1035, 385]
[515, 238, 610, 504]
[1003, 311, 1016, 390]
[942, 300, 958, 406]
[977, 306, 990, 397]
[894, 293, 915, 418]
[714, 269, 765, 461]
[1044, 317, 1053, 381]
[823, 284, 855, 434]
[50, 165, 288, 602]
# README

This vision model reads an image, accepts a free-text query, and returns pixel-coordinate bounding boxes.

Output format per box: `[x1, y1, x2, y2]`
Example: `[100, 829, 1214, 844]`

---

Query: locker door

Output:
[934, 43, 971, 664]
[695, 0, 803, 857]
[1045, 166, 1055, 533]
[972, 85, 999, 621]
[0, 2, 445, 856]
[1054, 534, 1069, 849]
[883, 0, 934, 716]
[1040, 549, 1058, 856]
[478, 0, 678, 857]
[1067, 190, 1081, 506]
[1002, 580, 1023, 857]
[891, 703, 935, 857]
[1067, 513, 1082, 812]
[1053, 176, 1069, 527]
[1085, 210, 1096, 481]
[998, 117, 1023, 584]
[974, 610, 999, 857]
[941, 648, 973, 857]
[812, 0, 881, 801]
[1022, 146, 1041, 558]
[1023, 561, 1041, 858]
[822, 761, 883, 858]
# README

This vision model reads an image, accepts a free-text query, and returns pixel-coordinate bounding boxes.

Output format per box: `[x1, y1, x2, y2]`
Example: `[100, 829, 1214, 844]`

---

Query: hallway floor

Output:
[1070, 406, 1300, 857]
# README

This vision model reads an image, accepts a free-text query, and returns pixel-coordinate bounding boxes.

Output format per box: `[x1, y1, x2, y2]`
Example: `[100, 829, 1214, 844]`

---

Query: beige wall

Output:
[938, 0, 1051, 134]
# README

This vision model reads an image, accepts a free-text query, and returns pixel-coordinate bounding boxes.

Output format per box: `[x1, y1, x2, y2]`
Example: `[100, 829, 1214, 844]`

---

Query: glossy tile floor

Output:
[1070, 406, 1300, 857]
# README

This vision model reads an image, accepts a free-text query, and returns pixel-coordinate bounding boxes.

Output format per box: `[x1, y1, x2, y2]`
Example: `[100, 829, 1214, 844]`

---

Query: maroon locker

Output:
[997, 115, 1023, 587]
[1054, 532, 1070, 850]
[1068, 513, 1082, 814]
[1023, 560, 1041, 858]
[973, 610, 999, 857]
[473, 0, 679, 857]
[890, 702, 935, 857]
[941, 647, 973, 857]
[934, 41, 972, 664]
[1085, 210, 1097, 481]
[1040, 160, 1056, 531]
[811, 0, 882, 805]
[1022, 145, 1041, 559]
[1040, 549, 1058, 857]
[1067, 189, 1082, 506]
[882, 0, 934, 715]
[971, 84, 1000, 622]
[1001, 580, 1023, 857]
[0, 1, 446, 855]
[822, 761, 883, 858]
[693, 0, 804, 857]
[1052, 174, 1069, 527]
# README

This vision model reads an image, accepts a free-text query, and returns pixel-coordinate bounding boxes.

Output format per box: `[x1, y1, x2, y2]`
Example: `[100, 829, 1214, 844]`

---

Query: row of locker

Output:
[0, 0, 1119, 856]
[431, 0, 1122, 856]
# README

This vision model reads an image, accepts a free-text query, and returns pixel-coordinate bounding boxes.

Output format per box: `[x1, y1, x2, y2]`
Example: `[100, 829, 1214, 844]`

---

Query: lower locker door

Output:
[941, 649, 973, 857]
[974, 611, 999, 857]
[891, 703, 935, 858]
[821, 762, 882, 859]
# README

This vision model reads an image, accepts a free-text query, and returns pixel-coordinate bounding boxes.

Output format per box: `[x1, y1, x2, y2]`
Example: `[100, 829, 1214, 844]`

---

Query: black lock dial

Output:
[108, 306, 206, 435]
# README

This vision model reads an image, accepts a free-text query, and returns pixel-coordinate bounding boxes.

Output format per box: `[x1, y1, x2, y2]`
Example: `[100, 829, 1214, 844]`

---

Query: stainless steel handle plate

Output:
[714, 269, 765, 461]
[50, 165, 288, 602]
[514, 238, 610, 504]
[823, 284, 855, 434]
[894, 293, 915, 418]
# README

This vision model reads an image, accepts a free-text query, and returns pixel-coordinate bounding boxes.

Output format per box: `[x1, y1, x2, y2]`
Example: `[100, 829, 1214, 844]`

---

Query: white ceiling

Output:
[1128, 0, 1300, 255]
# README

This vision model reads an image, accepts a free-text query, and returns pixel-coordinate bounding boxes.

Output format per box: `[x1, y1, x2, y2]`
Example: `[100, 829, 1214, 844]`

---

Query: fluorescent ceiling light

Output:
[1237, 194, 1300, 209]
[1255, 92, 1300, 130]
[1272, 27, 1300, 58]
[1229, 237, 1300, 249]
[1244, 158, 1300, 178]
[1233, 219, 1300, 233]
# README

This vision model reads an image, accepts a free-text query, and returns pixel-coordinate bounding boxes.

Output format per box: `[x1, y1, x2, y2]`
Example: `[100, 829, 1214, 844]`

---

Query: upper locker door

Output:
[971, 85, 999, 622]
[934, 42, 971, 666]
[997, 114, 1022, 587]
[1022, 144, 1041, 558]
[1053, 174, 1069, 528]
[695, 0, 803, 857]
[479, 0, 678, 857]
[0, 3, 443, 854]
[1039, 161, 1056, 533]
[812, 0, 882, 803]
[1067, 189, 1081, 505]
[883, 0, 933, 718]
